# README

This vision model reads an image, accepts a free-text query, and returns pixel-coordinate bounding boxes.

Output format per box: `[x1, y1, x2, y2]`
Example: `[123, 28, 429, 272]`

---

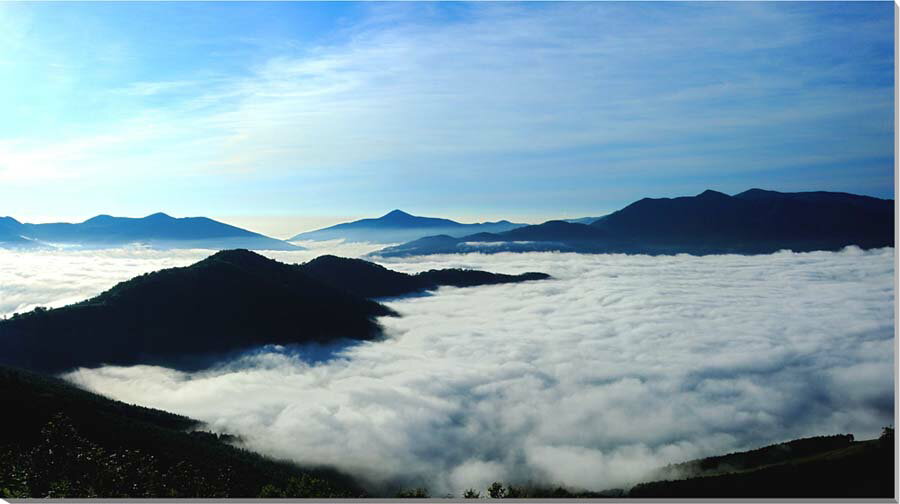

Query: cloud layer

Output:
[46, 247, 895, 495]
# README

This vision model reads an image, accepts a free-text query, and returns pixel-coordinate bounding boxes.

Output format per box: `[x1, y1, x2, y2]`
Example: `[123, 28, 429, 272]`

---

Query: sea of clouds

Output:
[2, 245, 894, 495]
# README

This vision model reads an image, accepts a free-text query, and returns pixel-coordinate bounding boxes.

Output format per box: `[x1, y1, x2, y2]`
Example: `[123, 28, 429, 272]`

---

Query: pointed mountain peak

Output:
[380, 209, 415, 220]
[145, 212, 174, 220]
[0, 216, 21, 225]
[697, 189, 730, 199]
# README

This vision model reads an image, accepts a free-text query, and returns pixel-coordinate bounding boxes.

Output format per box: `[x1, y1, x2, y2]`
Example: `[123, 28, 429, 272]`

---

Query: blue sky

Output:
[0, 2, 894, 237]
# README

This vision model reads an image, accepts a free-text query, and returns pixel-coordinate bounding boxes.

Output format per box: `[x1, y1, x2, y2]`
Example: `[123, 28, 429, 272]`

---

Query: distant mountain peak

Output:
[381, 209, 414, 219]
[145, 212, 174, 220]
[289, 210, 526, 243]
[734, 188, 781, 198]
[83, 214, 115, 224]
[697, 189, 730, 198]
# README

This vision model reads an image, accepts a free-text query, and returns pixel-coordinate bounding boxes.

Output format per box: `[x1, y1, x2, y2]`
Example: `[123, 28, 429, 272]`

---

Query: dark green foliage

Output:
[650, 434, 856, 481]
[503, 484, 525, 498]
[255, 474, 351, 498]
[0, 250, 548, 373]
[416, 268, 549, 289]
[396, 487, 430, 498]
[300, 254, 549, 299]
[0, 413, 230, 498]
[476, 481, 605, 499]
[463, 488, 480, 498]
[299, 255, 424, 298]
[0, 366, 363, 498]
[628, 436, 894, 498]
[0, 250, 395, 373]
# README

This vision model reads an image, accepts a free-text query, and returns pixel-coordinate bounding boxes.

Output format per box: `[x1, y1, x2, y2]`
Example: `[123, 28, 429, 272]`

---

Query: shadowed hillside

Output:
[399, 432, 894, 499]
[0, 250, 549, 373]
[0, 366, 363, 498]
[627, 431, 894, 498]
[300, 255, 549, 298]
[373, 189, 894, 257]
[0, 250, 394, 373]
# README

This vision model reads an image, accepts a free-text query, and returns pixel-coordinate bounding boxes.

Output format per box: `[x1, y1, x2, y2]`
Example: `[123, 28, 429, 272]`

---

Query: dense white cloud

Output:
[44, 247, 892, 495]
[3, 246, 893, 494]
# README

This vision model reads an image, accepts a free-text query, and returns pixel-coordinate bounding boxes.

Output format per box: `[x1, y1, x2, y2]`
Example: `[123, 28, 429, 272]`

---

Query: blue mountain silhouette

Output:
[289, 209, 524, 244]
[0, 213, 301, 251]
[373, 189, 895, 257]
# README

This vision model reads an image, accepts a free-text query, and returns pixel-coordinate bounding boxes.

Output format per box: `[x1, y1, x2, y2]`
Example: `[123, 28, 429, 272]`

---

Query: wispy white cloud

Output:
[113, 80, 200, 97]
[1, 2, 892, 216]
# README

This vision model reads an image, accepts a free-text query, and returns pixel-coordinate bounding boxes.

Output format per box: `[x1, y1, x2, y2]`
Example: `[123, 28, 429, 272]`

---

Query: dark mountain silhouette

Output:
[0, 365, 364, 498]
[564, 216, 605, 225]
[372, 189, 894, 257]
[0, 250, 549, 373]
[0, 250, 393, 373]
[587, 188, 893, 253]
[289, 209, 525, 244]
[0, 213, 301, 250]
[301, 255, 549, 298]
[627, 431, 894, 498]
[474, 431, 893, 498]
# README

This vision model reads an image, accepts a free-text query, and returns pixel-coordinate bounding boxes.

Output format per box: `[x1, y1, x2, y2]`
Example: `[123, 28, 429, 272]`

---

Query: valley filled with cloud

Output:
[2, 246, 893, 495]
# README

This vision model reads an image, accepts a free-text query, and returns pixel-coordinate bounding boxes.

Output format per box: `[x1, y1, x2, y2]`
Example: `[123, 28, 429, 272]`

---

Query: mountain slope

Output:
[0, 251, 549, 373]
[0, 250, 394, 373]
[0, 366, 362, 498]
[4, 213, 301, 251]
[300, 255, 549, 298]
[590, 188, 893, 252]
[627, 432, 894, 498]
[289, 209, 524, 244]
[468, 432, 893, 498]
[372, 189, 894, 257]
[564, 216, 605, 225]
[0, 217, 46, 248]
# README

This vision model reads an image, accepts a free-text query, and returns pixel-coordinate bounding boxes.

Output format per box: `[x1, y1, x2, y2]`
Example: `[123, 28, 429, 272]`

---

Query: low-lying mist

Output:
[4, 246, 893, 495]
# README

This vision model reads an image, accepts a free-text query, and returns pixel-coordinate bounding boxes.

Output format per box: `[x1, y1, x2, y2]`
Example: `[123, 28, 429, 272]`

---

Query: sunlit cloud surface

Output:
[36, 247, 894, 495]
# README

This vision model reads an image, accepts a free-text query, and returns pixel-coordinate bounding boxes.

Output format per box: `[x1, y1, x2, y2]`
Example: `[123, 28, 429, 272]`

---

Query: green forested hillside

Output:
[628, 431, 894, 498]
[0, 366, 364, 498]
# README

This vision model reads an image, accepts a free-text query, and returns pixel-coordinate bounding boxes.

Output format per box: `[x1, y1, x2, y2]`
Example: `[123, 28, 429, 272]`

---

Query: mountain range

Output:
[0, 213, 300, 251]
[289, 209, 525, 244]
[373, 189, 895, 257]
[0, 250, 548, 373]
